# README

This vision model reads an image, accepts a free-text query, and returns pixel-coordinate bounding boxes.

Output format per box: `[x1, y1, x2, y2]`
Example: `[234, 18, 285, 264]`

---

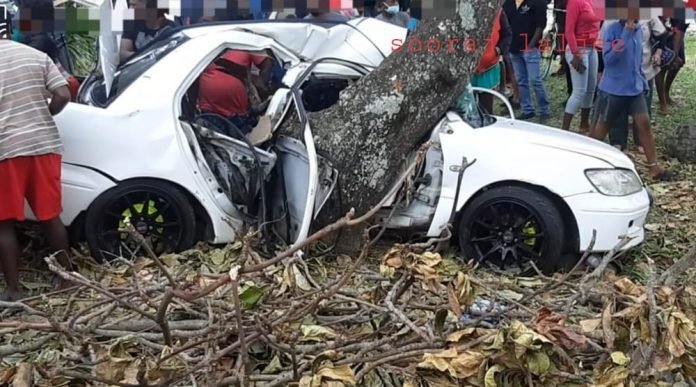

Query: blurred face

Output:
[617, 6, 640, 21]
[380, 0, 398, 12]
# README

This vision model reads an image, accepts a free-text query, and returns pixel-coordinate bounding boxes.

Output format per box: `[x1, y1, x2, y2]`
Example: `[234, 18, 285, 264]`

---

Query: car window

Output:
[88, 32, 189, 107]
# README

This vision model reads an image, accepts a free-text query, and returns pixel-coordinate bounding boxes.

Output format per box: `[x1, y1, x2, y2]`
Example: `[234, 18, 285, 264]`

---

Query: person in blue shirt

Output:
[589, 18, 672, 180]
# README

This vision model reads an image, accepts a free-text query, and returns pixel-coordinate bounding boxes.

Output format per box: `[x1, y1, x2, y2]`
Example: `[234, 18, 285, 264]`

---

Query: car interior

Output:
[180, 48, 356, 145]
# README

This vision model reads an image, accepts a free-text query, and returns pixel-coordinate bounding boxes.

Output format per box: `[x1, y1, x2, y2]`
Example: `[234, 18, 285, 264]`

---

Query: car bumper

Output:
[564, 188, 651, 252]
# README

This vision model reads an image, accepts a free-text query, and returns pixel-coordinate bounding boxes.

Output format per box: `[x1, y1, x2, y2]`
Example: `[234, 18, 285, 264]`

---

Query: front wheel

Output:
[84, 179, 197, 262]
[457, 186, 567, 274]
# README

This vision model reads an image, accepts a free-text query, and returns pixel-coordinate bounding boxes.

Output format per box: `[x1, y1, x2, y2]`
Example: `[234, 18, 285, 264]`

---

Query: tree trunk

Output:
[286, 1, 503, 247]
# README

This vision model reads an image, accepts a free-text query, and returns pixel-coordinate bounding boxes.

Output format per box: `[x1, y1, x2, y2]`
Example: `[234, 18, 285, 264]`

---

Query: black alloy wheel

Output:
[458, 186, 566, 274]
[84, 179, 196, 262]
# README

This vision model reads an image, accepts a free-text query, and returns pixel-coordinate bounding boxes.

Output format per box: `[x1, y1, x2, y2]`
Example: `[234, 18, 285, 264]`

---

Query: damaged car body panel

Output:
[47, 19, 406, 259]
[47, 17, 649, 270]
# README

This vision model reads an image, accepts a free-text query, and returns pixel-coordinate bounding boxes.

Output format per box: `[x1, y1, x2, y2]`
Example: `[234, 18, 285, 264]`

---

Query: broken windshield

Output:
[452, 84, 489, 128]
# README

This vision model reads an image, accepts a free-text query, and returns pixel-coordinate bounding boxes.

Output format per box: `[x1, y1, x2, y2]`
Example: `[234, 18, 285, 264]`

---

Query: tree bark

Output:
[285, 1, 503, 248]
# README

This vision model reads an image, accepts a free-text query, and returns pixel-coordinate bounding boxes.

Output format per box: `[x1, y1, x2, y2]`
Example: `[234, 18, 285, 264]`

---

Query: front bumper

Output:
[564, 188, 651, 252]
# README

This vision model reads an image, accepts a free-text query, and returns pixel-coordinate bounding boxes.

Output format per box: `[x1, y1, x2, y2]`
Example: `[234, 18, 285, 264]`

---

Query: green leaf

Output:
[526, 351, 550, 376]
[239, 285, 264, 309]
[484, 365, 505, 387]
[262, 355, 282, 374]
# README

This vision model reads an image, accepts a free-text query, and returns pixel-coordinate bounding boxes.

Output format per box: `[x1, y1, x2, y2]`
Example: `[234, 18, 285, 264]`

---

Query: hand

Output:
[495, 46, 501, 55]
[651, 50, 662, 66]
[571, 54, 584, 73]
[625, 20, 636, 30]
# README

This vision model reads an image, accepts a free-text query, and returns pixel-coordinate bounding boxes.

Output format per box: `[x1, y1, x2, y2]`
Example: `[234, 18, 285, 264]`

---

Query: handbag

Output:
[649, 19, 676, 69]
[651, 41, 676, 69]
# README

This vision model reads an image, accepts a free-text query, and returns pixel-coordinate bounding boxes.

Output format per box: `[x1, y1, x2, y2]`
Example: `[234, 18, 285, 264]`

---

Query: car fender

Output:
[24, 162, 116, 226]
[425, 117, 613, 237]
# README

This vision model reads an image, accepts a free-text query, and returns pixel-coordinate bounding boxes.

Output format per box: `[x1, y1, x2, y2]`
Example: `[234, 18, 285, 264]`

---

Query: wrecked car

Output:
[35, 18, 652, 272]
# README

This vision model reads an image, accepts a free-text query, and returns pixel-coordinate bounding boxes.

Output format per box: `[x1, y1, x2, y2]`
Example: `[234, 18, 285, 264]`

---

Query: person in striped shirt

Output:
[0, 33, 74, 301]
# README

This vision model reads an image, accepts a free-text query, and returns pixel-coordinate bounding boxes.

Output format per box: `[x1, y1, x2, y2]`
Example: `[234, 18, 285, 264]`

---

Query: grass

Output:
[532, 37, 696, 272]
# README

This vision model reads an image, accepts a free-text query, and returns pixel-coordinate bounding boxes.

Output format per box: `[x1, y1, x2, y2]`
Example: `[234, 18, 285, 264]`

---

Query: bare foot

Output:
[632, 146, 645, 154]
[649, 165, 676, 181]
[0, 288, 25, 302]
[659, 104, 670, 114]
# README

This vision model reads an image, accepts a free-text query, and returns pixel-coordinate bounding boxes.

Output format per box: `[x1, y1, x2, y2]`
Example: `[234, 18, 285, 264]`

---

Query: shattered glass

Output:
[452, 83, 486, 128]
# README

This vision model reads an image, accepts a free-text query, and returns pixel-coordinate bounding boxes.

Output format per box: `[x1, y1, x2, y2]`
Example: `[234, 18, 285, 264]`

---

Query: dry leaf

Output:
[580, 318, 602, 333]
[614, 277, 643, 297]
[301, 325, 337, 342]
[316, 365, 356, 385]
[447, 283, 462, 317]
[535, 308, 587, 350]
[447, 328, 476, 343]
[602, 302, 616, 350]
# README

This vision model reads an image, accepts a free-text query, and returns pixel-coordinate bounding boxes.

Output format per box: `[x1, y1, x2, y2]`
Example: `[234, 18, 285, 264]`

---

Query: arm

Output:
[119, 38, 136, 64]
[44, 56, 70, 115]
[257, 57, 273, 85]
[649, 18, 668, 48]
[602, 24, 634, 66]
[564, 0, 579, 55]
[530, 0, 547, 48]
[670, 19, 686, 63]
[497, 10, 512, 55]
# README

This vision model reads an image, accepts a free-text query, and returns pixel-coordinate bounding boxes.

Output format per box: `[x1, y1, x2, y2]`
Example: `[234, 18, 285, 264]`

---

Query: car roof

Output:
[151, 19, 349, 44]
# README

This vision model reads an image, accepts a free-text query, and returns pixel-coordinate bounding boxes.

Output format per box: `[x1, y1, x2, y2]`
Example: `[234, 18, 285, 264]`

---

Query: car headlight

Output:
[585, 169, 643, 196]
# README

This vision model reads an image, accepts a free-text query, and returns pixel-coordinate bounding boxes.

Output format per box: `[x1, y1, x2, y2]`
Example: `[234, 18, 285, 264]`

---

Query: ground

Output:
[1, 39, 695, 387]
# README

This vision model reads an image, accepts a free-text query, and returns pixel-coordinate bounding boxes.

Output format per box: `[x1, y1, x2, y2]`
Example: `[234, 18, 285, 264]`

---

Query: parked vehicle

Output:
[37, 17, 652, 273]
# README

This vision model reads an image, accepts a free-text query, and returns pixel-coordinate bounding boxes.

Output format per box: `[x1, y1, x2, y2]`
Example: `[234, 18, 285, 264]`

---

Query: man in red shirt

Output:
[197, 50, 272, 137]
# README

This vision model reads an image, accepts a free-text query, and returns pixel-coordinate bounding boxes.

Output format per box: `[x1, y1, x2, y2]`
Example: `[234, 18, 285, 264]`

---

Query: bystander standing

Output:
[0, 30, 74, 301]
[590, 18, 673, 181]
[503, 0, 550, 121]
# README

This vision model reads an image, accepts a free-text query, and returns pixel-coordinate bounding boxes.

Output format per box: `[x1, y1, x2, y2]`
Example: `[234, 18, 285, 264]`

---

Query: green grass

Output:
[540, 37, 696, 272]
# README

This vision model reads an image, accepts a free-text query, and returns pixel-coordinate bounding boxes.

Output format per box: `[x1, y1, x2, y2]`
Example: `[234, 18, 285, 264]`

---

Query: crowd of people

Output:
[474, 0, 689, 180]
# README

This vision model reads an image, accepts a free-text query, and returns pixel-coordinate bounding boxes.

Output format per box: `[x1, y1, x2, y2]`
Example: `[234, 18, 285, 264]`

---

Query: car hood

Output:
[493, 118, 637, 170]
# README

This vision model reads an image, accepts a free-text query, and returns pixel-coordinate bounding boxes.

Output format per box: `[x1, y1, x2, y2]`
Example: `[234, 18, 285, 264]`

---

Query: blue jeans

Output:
[564, 47, 598, 114]
[510, 48, 550, 116]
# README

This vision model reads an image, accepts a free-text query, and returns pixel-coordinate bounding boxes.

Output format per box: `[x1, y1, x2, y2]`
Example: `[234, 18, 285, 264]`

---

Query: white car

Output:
[37, 17, 652, 271]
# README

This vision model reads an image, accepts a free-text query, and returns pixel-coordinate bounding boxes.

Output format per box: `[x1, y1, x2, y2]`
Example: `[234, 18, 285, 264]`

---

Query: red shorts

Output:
[0, 154, 63, 222]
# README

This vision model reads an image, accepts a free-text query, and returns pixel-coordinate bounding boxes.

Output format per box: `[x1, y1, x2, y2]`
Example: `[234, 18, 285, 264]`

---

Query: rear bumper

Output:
[564, 189, 651, 252]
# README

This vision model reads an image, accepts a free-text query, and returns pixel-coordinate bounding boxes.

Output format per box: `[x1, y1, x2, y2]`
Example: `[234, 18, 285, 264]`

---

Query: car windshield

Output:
[451, 85, 493, 128]
[88, 32, 189, 107]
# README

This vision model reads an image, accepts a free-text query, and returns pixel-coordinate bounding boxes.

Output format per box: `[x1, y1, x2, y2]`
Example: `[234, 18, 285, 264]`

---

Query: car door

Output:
[271, 59, 371, 246]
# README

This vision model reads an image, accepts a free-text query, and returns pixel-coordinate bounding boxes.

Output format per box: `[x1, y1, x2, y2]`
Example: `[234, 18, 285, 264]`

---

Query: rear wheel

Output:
[457, 186, 567, 274]
[84, 179, 196, 262]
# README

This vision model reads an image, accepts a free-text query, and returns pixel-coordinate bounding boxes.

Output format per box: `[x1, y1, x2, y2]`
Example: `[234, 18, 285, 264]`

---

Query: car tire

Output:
[457, 185, 566, 274]
[84, 179, 196, 262]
